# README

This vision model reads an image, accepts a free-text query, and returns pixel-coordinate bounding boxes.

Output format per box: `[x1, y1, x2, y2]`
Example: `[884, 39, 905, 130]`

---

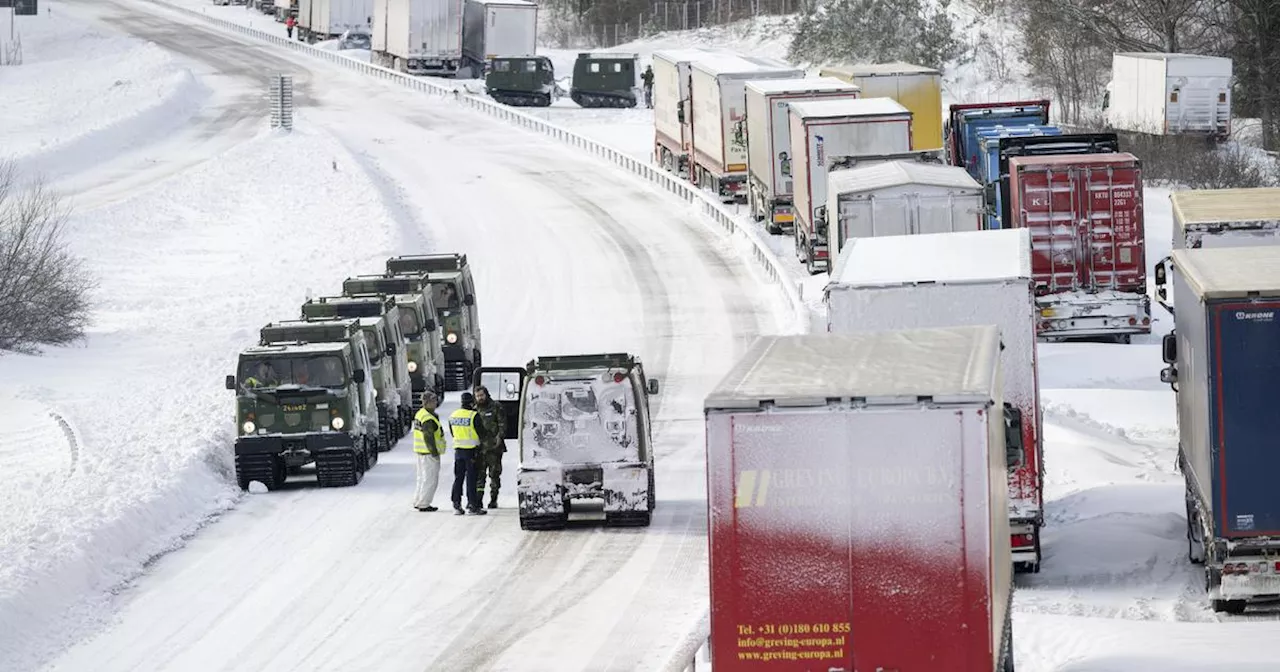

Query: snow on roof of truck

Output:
[1172, 188, 1280, 227]
[241, 342, 349, 356]
[691, 54, 798, 76]
[827, 161, 979, 197]
[652, 48, 721, 64]
[820, 62, 940, 77]
[704, 325, 1000, 409]
[787, 97, 909, 119]
[470, 0, 536, 5]
[1114, 52, 1231, 62]
[744, 77, 858, 95]
[578, 51, 639, 60]
[1171, 246, 1280, 299]
[828, 228, 1031, 287]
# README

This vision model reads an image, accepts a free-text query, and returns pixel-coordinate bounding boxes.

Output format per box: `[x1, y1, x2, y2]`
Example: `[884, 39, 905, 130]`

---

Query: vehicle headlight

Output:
[407, 360, 418, 373]
[446, 332, 458, 344]
[331, 416, 346, 430]
[242, 420, 256, 434]
[374, 388, 379, 397]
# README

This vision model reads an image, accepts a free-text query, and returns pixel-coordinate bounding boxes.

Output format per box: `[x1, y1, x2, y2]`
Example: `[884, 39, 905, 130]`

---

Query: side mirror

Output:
[647, 378, 660, 395]
[677, 103, 685, 124]
[226, 375, 237, 390]
[425, 318, 437, 332]
[1162, 332, 1177, 364]
[1003, 403, 1024, 469]
[353, 369, 366, 384]
[386, 344, 396, 356]
[1160, 366, 1178, 386]
[464, 294, 475, 306]
[1154, 259, 1167, 286]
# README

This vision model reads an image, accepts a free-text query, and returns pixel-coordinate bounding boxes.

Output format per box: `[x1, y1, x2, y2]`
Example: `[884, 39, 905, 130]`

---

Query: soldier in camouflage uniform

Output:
[473, 385, 507, 509]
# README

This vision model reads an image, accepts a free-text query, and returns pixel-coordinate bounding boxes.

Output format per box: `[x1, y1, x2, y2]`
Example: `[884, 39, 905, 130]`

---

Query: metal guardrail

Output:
[151, 0, 809, 334]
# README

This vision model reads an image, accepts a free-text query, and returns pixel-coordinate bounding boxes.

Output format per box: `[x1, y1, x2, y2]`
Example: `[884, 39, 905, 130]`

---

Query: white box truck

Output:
[744, 77, 861, 234]
[371, 0, 465, 76]
[704, 325, 1015, 672]
[826, 160, 984, 260]
[788, 97, 914, 274]
[825, 228, 1045, 573]
[298, 0, 373, 42]
[1104, 53, 1232, 138]
[652, 48, 719, 179]
[689, 55, 803, 202]
[462, 0, 536, 77]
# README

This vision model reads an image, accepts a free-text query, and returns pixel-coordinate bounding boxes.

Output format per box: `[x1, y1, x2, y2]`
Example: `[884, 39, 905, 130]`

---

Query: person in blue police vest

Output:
[449, 392, 491, 515]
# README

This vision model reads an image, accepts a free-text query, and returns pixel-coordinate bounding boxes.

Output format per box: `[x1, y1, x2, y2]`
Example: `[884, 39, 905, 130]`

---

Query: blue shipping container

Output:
[952, 103, 1051, 182]
[975, 125, 1064, 229]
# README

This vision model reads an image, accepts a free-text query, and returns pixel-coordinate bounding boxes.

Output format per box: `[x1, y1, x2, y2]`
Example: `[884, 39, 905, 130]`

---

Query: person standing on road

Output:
[412, 392, 445, 512]
[641, 65, 654, 109]
[285, 15, 296, 39]
[473, 385, 507, 509]
[449, 392, 490, 515]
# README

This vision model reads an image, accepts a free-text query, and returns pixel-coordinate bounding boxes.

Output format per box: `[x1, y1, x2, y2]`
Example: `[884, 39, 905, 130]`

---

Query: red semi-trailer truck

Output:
[704, 325, 1015, 672]
[1007, 152, 1152, 342]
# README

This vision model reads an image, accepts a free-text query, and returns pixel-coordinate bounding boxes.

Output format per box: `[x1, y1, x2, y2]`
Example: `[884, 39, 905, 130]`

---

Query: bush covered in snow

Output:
[0, 162, 93, 355]
[787, 0, 963, 69]
[1121, 134, 1278, 189]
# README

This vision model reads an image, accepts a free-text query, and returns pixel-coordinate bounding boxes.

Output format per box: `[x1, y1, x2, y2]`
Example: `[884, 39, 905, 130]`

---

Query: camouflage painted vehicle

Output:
[300, 294, 412, 451]
[476, 353, 660, 530]
[570, 52, 639, 108]
[227, 331, 379, 490]
[342, 273, 446, 404]
[485, 55, 558, 107]
[385, 254, 483, 391]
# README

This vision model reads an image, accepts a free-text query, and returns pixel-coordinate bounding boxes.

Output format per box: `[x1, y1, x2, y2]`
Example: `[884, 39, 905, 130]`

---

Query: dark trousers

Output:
[286, 26, 294, 38]
[451, 449, 480, 510]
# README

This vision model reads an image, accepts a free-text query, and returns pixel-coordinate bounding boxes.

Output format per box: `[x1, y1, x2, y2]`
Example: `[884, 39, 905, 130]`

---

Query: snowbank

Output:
[0, 2, 208, 177]
[158, 0, 374, 64]
[0, 120, 403, 672]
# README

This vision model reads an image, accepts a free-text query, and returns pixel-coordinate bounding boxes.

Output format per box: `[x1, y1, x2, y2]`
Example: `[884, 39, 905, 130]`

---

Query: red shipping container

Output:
[1007, 152, 1152, 340]
[704, 327, 1014, 672]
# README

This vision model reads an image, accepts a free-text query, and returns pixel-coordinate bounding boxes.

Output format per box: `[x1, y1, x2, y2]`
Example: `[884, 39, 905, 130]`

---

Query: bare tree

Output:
[0, 161, 94, 355]
[1020, 0, 1110, 124]
[1222, 0, 1280, 150]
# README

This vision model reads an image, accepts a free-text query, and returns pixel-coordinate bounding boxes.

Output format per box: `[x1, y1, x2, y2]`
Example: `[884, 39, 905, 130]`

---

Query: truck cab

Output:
[476, 353, 661, 530]
[570, 52, 639, 108]
[342, 272, 447, 403]
[226, 338, 378, 490]
[386, 254, 482, 391]
[485, 56, 557, 107]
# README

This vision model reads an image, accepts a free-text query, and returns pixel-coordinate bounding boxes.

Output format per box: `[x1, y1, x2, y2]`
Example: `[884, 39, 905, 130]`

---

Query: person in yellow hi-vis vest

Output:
[449, 392, 490, 515]
[412, 392, 445, 512]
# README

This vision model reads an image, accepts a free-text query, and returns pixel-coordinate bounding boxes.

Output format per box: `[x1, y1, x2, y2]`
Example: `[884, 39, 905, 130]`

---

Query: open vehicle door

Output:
[473, 367, 525, 440]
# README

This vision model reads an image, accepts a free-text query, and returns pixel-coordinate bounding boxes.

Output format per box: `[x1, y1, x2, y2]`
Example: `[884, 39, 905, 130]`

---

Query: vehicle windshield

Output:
[398, 308, 422, 338]
[239, 355, 348, 389]
[439, 311, 464, 336]
[431, 281, 460, 311]
[523, 378, 637, 464]
[364, 328, 384, 364]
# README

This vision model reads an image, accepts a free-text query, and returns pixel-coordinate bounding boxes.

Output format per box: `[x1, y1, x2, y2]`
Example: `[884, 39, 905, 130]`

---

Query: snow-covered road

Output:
[26, 2, 785, 671]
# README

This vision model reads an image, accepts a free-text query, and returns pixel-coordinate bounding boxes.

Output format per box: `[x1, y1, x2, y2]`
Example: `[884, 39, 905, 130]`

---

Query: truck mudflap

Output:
[1036, 290, 1152, 342]
[517, 466, 567, 530]
[517, 464, 652, 529]
[601, 462, 652, 526]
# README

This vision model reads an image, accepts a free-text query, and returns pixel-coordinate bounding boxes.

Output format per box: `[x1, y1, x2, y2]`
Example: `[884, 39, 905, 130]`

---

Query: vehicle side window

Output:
[613, 63, 622, 73]
[632, 371, 651, 459]
[590, 63, 600, 73]
[524, 61, 537, 73]
[495, 60, 510, 72]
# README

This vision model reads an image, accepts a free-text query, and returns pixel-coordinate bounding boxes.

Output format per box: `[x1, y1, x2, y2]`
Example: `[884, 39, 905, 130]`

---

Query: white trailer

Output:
[371, 0, 465, 76]
[652, 48, 719, 179]
[826, 160, 983, 260]
[1105, 52, 1232, 138]
[788, 97, 914, 274]
[462, 0, 536, 77]
[744, 77, 861, 234]
[688, 55, 803, 202]
[1171, 187, 1280, 250]
[298, 0, 373, 42]
[825, 228, 1045, 573]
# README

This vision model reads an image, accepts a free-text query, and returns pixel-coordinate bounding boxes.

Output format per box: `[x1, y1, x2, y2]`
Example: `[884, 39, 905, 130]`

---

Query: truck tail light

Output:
[1224, 562, 1250, 575]
[534, 375, 545, 386]
[1219, 92, 1227, 103]
[1273, 561, 1280, 572]
[1011, 533, 1035, 548]
[613, 372, 626, 383]
[1128, 317, 1137, 325]
[1143, 317, 1150, 325]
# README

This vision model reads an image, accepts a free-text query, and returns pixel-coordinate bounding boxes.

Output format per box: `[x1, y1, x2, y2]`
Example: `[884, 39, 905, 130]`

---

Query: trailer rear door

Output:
[1010, 153, 1146, 296]
[1211, 301, 1280, 537]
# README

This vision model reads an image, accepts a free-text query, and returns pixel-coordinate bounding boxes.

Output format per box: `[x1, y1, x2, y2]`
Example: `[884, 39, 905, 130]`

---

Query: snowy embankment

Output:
[0, 4, 207, 178]
[161, 0, 371, 61]
[0, 109, 405, 668]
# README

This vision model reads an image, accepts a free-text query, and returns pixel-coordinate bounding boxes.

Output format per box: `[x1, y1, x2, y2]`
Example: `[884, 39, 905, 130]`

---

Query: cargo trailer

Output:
[825, 160, 983, 260]
[820, 62, 945, 152]
[989, 132, 1120, 230]
[651, 48, 720, 179]
[1158, 245, 1280, 613]
[1006, 152, 1151, 342]
[825, 228, 1044, 572]
[371, 0, 465, 76]
[973, 124, 1063, 229]
[688, 55, 803, 202]
[744, 77, 861, 234]
[945, 100, 1050, 177]
[297, 0, 373, 42]
[1105, 52, 1232, 138]
[704, 325, 1015, 671]
[788, 97, 913, 274]
[1170, 187, 1280, 250]
[462, 0, 536, 77]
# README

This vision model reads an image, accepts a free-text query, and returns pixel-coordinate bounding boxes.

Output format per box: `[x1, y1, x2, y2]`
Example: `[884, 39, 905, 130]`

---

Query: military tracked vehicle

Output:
[227, 330, 379, 490]
[485, 55, 559, 107]
[570, 52, 639, 108]
[300, 294, 413, 451]
[385, 254, 482, 391]
[342, 272, 447, 404]
[476, 353, 660, 530]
